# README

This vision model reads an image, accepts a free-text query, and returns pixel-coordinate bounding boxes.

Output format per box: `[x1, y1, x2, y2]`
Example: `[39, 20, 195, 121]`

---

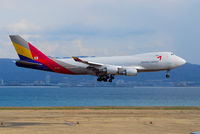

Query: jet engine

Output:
[118, 67, 137, 76]
[104, 66, 119, 74]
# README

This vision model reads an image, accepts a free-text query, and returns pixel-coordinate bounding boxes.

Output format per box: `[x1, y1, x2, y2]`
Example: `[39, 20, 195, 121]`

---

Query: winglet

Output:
[72, 57, 82, 62]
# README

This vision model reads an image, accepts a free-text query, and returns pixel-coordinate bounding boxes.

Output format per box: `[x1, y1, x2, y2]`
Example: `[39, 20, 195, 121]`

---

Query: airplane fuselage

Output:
[10, 35, 186, 82]
[54, 52, 186, 75]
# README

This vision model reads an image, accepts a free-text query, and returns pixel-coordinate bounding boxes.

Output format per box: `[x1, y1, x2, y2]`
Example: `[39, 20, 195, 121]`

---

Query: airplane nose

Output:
[170, 55, 186, 69]
[178, 57, 186, 66]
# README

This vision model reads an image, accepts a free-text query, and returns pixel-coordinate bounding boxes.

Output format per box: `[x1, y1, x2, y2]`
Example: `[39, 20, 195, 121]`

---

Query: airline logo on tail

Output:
[34, 56, 39, 60]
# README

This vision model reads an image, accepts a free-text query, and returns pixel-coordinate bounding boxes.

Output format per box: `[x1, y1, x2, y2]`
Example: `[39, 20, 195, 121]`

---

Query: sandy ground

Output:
[0, 109, 199, 134]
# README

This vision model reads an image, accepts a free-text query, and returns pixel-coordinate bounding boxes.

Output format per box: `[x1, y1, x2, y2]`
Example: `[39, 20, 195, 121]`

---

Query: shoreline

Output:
[0, 106, 200, 110]
[0, 86, 60, 88]
[0, 86, 199, 88]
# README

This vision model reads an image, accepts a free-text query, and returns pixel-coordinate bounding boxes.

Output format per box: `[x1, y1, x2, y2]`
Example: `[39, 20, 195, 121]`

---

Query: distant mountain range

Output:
[0, 58, 199, 87]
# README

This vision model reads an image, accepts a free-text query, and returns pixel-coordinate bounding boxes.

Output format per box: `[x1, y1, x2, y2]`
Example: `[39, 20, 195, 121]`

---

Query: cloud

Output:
[20, 34, 41, 40]
[6, 19, 41, 32]
[0, 39, 17, 59]
[0, 0, 199, 63]
[29, 38, 124, 57]
[71, 39, 95, 56]
[29, 38, 95, 57]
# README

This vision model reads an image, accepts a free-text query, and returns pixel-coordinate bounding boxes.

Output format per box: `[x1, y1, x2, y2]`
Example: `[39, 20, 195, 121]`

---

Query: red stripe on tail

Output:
[28, 42, 74, 74]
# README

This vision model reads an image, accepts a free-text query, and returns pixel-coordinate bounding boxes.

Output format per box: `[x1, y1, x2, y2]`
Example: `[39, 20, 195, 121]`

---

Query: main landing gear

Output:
[97, 74, 114, 82]
[166, 71, 170, 78]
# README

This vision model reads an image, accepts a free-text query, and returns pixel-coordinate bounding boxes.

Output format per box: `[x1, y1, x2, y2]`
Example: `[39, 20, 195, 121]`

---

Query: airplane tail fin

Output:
[9, 35, 35, 62]
[9, 35, 54, 71]
[9, 35, 74, 74]
[9, 35, 52, 64]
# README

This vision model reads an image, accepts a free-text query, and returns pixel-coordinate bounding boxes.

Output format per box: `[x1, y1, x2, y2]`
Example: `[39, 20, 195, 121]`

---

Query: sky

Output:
[0, 0, 199, 64]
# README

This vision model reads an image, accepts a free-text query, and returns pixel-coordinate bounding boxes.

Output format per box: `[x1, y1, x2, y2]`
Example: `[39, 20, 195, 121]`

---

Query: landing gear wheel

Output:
[166, 74, 170, 78]
[165, 70, 170, 79]
[97, 74, 115, 82]
[110, 75, 114, 80]
[97, 78, 102, 81]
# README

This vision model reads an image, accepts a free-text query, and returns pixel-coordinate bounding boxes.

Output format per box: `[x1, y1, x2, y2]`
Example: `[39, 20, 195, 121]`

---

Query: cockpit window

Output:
[171, 53, 174, 55]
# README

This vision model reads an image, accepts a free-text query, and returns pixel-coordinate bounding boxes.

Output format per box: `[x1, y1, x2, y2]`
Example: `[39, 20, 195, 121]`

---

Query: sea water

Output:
[0, 87, 200, 106]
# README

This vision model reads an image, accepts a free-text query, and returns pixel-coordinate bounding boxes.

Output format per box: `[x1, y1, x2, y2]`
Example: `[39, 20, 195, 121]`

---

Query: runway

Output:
[0, 107, 199, 134]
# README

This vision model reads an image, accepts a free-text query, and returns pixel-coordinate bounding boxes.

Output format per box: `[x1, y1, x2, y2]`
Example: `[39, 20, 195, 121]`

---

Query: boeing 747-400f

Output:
[9, 35, 186, 82]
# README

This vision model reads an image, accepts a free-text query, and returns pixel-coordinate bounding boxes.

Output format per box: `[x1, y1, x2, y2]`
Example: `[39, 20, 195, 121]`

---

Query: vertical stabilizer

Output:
[9, 35, 74, 74]
[9, 35, 33, 61]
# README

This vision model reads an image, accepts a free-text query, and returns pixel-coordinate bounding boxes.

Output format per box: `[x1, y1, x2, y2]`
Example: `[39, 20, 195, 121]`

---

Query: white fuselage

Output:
[10, 35, 186, 82]
[54, 52, 186, 75]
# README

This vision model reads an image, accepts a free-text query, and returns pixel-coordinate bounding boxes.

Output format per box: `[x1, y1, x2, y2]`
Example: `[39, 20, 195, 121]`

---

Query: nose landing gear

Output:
[166, 71, 170, 78]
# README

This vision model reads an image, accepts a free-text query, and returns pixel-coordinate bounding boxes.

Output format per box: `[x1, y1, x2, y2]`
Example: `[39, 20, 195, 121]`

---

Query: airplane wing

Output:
[72, 56, 119, 75]
[72, 56, 141, 77]
[72, 57, 103, 67]
[72, 56, 142, 69]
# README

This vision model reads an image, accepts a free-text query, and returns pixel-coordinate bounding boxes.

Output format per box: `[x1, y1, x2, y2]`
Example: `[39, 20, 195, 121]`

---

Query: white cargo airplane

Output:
[10, 35, 186, 82]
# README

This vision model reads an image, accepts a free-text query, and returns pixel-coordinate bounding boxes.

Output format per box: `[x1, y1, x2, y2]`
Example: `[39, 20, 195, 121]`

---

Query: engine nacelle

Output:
[125, 68, 137, 76]
[118, 67, 137, 76]
[103, 66, 119, 75]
